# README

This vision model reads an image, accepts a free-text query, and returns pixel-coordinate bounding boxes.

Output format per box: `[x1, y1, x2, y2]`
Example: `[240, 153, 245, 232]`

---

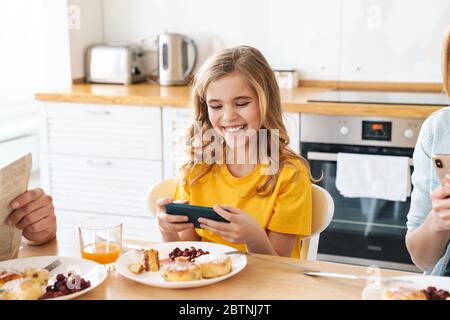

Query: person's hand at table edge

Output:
[7, 188, 57, 245]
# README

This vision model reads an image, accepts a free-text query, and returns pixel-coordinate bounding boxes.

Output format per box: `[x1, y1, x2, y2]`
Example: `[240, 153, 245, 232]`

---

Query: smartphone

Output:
[164, 203, 230, 228]
[432, 154, 450, 185]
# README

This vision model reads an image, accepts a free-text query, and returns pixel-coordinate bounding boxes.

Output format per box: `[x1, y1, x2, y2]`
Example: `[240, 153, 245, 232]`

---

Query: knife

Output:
[303, 271, 413, 284]
[303, 271, 367, 280]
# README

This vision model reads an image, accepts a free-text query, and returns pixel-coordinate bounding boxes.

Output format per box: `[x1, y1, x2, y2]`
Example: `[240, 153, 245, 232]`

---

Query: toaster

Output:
[86, 43, 147, 84]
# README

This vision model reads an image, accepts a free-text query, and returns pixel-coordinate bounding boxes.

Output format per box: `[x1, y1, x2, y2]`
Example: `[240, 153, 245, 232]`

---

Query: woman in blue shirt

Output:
[406, 28, 450, 276]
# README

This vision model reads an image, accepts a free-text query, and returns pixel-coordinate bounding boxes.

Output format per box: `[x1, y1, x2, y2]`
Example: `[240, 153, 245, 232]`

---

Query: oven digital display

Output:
[362, 121, 392, 141]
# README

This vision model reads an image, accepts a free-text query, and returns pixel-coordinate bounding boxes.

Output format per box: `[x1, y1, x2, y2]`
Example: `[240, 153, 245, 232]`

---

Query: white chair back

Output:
[300, 184, 334, 260]
[148, 179, 176, 215]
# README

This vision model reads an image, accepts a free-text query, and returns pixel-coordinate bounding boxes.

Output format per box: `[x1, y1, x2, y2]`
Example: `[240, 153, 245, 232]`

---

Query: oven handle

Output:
[306, 151, 414, 166]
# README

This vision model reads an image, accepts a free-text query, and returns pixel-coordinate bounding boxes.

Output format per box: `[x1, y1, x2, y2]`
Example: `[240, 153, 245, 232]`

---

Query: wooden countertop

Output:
[35, 83, 442, 118]
[18, 234, 414, 300]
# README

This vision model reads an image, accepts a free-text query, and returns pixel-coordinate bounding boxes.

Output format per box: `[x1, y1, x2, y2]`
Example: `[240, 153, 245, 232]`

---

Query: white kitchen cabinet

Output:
[45, 103, 161, 159]
[39, 102, 163, 241]
[48, 154, 161, 217]
[283, 112, 300, 154]
[162, 107, 193, 179]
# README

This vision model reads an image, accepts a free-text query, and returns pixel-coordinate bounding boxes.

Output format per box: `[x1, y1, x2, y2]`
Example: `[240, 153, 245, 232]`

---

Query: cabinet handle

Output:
[85, 110, 111, 116]
[86, 160, 112, 166]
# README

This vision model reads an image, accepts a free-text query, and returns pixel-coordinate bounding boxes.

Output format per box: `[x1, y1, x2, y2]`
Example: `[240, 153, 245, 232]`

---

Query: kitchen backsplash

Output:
[69, 0, 450, 83]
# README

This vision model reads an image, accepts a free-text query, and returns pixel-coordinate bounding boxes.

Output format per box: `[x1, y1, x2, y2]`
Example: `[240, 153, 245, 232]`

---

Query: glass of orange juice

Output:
[78, 218, 122, 271]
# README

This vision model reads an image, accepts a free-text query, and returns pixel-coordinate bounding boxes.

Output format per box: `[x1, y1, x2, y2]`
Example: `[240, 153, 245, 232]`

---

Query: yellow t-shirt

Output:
[173, 159, 312, 258]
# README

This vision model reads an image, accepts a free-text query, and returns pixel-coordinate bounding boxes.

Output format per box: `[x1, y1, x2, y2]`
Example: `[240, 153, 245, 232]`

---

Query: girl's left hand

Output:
[198, 205, 265, 244]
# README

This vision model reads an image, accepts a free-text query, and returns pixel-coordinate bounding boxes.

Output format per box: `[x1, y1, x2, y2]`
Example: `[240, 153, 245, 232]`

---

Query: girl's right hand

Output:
[156, 197, 194, 233]
[430, 176, 450, 232]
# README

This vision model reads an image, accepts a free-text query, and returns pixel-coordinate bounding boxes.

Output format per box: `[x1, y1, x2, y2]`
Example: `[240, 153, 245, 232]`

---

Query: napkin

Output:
[335, 153, 411, 202]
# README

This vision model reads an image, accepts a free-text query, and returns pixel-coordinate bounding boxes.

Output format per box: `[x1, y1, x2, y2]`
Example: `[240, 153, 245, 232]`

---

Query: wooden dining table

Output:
[18, 233, 415, 300]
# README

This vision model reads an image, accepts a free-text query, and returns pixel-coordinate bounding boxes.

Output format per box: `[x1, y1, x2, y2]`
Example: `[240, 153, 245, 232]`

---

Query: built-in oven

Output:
[300, 114, 424, 272]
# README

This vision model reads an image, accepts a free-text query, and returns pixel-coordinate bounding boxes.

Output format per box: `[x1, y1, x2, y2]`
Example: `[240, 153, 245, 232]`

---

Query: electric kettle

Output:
[157, 32, 198, 86]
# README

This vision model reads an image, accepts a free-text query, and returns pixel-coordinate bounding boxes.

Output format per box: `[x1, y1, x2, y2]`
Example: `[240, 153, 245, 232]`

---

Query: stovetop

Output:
[308, 90, 450, 106]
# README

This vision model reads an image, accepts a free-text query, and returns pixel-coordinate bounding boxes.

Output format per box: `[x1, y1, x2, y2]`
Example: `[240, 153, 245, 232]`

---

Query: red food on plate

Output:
[422, 286, 450, 300]
[168, 247, 209, 262]
[39, 273, 91, 299]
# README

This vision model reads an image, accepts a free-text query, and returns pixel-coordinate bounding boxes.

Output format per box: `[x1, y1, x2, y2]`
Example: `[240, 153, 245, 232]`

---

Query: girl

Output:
[156, 46, 313, 258]
[406, 28, 450, 276]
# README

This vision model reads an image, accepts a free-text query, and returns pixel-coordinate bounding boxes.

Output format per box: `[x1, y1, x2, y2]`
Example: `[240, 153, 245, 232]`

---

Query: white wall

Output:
[340, 0, 450, 82]
[99, 0, 450, 83]
[34, 0, 73, 91]
[0, 0, 71, 100]
[68, 0, 105, 79]
[0, 1, 38, 103]
[0, 0, 72, 171]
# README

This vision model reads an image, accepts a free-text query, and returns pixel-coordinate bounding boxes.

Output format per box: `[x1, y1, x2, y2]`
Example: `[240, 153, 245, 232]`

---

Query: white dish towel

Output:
[335, 153, 411, 202]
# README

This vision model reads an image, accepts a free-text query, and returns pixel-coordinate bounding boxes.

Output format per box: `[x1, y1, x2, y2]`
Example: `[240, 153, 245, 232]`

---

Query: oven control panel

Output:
[362, 121, 392, 141]
[301, 114, 424, 148]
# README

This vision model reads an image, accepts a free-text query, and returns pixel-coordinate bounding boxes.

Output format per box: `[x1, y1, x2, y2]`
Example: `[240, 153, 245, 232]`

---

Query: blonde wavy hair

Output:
[179, 45, 316, 197]
[443, 27, 450, 96]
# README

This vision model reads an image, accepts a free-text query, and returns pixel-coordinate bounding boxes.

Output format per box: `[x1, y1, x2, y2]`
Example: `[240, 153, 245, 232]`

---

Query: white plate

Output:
[362, 275, 450, 300]
[116, 241, 247, 289]
[0, 255, 107, 300]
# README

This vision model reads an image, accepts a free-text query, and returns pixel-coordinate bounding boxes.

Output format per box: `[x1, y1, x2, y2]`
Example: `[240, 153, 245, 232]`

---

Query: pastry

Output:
[127, 248, 160, 274]
[128, 263, 145, 275]
[0, 269, 23, 287]
[382, 287, 428, 300]
[23, 268, 49, 286]
[194, 253, 232, 279]
[174, 256, 190, 262]
[143, 249, 160, 272]
[162, 262, 202, 282]
[0, 278, 45, 300]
